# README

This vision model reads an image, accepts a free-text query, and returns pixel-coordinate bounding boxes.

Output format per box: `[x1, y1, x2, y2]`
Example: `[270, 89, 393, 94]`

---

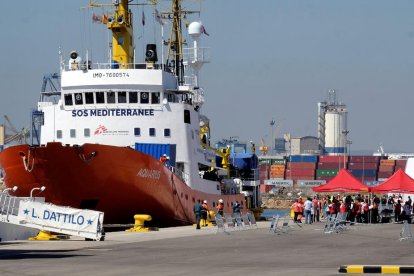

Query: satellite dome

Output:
[188, 21, 203, 37]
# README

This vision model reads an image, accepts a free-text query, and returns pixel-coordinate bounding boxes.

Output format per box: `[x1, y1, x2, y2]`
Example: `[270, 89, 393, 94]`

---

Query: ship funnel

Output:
[145, 44, 158, 63]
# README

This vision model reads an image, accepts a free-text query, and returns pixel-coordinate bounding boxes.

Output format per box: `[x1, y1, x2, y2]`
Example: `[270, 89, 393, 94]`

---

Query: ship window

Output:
[151, 92, 160, 104]
[84, 128, 90, 137]
[164, 128, 171, 137]
[70, 129, 76, 138]
[140, 92, 149, 104]
[184, 110, 191, 124]
[85, 92, 94, 104]
[56, 130, 62, 139]
[74, 93, 83, 105]
[96, 92, 105, 104]
[134, 128, 141, 136]
[149, 128, 156, 137]
[118, 91, 127, 103]
[129, 92, 138, 103]
[64, 94, 73, 106]
[107, 92, 116, 104]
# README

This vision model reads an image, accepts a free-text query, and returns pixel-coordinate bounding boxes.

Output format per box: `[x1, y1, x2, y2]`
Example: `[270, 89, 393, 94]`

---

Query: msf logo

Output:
[94, 125, 108, 135]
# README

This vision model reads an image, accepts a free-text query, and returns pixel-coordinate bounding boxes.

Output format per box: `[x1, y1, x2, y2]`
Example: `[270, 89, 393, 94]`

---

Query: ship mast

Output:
[107, 0, 133, 68]
[162, 0, 198, 85]
[88, 0, 134, 68]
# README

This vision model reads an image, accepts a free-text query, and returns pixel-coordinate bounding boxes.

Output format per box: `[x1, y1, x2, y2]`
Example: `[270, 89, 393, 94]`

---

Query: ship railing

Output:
[63, 62, 172, 72]
[168, 166, 190, 185]
[0, 193, 20, 218]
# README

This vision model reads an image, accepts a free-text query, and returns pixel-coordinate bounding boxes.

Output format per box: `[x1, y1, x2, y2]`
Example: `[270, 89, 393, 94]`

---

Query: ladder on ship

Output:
[0, 193, 104, 241]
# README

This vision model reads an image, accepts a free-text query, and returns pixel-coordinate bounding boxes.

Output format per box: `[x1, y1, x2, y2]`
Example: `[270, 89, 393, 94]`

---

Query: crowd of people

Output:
[193, 199, 242, 229]
[291, 194, 413, 224]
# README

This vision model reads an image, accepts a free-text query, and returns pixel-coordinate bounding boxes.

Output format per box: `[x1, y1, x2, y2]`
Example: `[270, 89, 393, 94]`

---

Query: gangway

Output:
[0, 193, 104, 241]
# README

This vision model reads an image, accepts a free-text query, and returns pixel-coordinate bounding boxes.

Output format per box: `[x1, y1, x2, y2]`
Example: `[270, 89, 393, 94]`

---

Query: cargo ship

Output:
[0, 0, 255, 226]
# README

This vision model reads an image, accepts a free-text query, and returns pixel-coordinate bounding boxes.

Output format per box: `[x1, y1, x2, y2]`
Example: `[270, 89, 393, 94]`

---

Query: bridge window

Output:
[56, 130, 62, 139]
[141, 92, 149, 104]
[74, 93, 83, 105]
[64, 94, 73, 106]
[164, 128, 171, 137]
[129, 92, 138, 103]
[85, 92, 94, 104]
[84, 128, 90, 137]
[70, 129, 76, 138]
[184, 110, 191, 124]
[96, 92, 105, 104]
[118, 91, 127, 103]
[149, 128, 156, 137]
[134, 128, 141, 136]
[151, 92, 160, 104]
[107, 92, 115, 104]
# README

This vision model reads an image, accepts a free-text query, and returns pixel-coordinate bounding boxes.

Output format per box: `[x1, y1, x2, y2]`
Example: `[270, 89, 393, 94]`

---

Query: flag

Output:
[201, 25, 210, 36]
[155, 9, 164, 25]
[92, 13, 102, 23]
[142, 10, 145, 26]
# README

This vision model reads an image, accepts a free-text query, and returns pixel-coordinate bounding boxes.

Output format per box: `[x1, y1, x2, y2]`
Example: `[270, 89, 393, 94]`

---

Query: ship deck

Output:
[0, 221, 412, 275]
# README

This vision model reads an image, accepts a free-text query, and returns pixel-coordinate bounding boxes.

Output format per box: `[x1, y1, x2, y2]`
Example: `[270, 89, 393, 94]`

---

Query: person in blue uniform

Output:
[193, 200, 203, 229]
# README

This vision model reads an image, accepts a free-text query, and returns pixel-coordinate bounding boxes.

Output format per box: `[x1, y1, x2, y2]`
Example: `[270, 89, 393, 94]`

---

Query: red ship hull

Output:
[0, 143, 244, 226]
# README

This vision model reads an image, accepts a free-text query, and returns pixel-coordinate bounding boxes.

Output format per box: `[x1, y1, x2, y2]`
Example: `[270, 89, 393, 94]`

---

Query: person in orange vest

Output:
[159, 154, 169, 164]
[201, 200, 209, 226]
[292, 199, 300, 222]
[217, 199, 224, 216]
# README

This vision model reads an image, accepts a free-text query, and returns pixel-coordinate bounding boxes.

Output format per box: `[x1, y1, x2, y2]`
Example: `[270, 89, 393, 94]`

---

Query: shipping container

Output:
[270, 164, 285, 171]
[269, 171, 284, 178]
[316, 176, 335, 181]
[355, 176, 376, 181]
[288, 155, 318, 163]
[377, 171, 393, 178]
[258, 158, 272, 165]
[135, 143, 176, 167]
[285, 175, 315, 181]
[317, 162, 347, 169]
[286, 162, 316, 169]
[348, 156, 380, 163]
[348, 162, 378, 170]
[319, 155, 348, 163]
[316, 169, 339, 177]
[348, 169, 377, 177]
[396, 159, 407, 167]
[378, 165, 394, 172]
[285, 168, 315, 176]
[271, 158, 286, 165]
[380, 159, 396, 166]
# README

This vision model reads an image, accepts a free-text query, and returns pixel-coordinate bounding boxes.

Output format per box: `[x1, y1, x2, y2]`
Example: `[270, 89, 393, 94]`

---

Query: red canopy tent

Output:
[370, 169, 414, 194]
[312, 168, 370, 193]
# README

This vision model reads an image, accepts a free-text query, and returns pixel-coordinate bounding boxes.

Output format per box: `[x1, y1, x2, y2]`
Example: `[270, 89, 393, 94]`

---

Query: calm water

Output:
[262, 209, 290, 220]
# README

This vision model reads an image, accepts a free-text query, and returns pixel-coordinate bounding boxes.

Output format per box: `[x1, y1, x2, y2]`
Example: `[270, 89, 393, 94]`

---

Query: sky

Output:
[1, 0, 414, 153]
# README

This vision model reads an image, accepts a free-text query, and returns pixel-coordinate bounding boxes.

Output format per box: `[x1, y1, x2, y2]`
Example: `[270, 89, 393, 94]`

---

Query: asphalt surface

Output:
[0, 221, 413, 276]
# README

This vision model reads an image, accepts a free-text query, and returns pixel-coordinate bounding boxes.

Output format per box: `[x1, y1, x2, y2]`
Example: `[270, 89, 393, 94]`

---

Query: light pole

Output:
[270, 119, 275, 156]
[30, 186, 46, 198]
[342, 130, 349, 169]
[2, 186, 18, 194]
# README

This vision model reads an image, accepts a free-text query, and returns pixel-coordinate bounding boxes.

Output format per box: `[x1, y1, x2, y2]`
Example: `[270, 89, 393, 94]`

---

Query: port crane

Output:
[3, 115, 29, 145]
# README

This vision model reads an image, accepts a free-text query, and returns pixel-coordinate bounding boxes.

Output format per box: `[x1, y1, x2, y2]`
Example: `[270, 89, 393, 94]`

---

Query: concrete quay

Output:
[0, 221, 413, 276]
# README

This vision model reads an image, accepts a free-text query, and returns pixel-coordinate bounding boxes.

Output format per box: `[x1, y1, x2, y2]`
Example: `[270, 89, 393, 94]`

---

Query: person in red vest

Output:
[292, 200, 300, 222]
[159, 154, 169, 165]
[313, 196, 320, 222]
[201, 200, 209, 226]
[217, 199, 224, 216]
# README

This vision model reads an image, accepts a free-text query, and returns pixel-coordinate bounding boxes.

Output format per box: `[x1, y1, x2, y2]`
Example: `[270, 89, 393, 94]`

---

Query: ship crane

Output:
[259, 138, 269, 156]
[3, 115, 29, 145]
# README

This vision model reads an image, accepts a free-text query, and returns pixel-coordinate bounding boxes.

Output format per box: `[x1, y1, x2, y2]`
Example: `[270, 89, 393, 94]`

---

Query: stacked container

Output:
[377, 159, 395, 180]
[259, 157, 285, 193]
[316, 155, 347, 182]
[347, 156, 379, 181]
[285, 155, 317, 181]
[395, 159, 407, 171]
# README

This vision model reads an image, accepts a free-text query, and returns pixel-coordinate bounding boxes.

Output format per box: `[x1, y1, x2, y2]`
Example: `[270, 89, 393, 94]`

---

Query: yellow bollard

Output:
[28, 230, 59, 241]
[126, 214, 152, 232]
